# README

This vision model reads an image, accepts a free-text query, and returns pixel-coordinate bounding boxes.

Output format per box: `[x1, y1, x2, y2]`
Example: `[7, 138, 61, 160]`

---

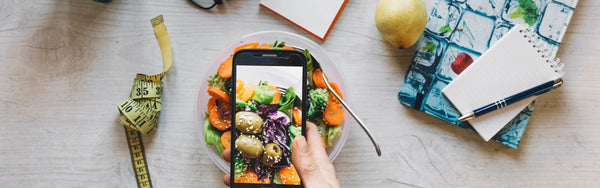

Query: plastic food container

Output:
[195, 31, 350, 172]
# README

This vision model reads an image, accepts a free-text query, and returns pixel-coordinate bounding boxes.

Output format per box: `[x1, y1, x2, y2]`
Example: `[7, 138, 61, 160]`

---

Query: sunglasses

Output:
[188, 0, 223, 9]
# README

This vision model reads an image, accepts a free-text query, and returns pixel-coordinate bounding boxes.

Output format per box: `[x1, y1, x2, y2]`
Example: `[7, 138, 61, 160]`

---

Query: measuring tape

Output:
[116, 15, 173, 188]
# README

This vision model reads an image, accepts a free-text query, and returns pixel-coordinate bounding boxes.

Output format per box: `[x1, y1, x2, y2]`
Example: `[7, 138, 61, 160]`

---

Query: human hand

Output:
[222, 122, 340, 188]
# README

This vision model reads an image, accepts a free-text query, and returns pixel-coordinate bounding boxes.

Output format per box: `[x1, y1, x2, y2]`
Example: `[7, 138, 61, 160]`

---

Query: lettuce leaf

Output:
[288, 125, 302, 140]
[288, 124, 302, 148]
[304, 49, 314, 88]
[326, 126, 342, 147]
[203, 116, 224, 154]
[278, 87, 296, 112]
[272, 170, 283, 184]
[236, 99, 257, 111]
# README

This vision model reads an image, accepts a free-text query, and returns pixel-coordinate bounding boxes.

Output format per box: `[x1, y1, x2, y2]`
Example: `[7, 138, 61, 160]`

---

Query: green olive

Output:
[235, 111, 264, 134]
[261, 143, 282, 166]
[235, 134, 263, 159]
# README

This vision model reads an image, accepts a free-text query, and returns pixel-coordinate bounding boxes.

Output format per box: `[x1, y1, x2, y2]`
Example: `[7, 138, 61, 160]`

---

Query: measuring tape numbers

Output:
[116, 15, 173, 188]
[125, 127, 153, 188]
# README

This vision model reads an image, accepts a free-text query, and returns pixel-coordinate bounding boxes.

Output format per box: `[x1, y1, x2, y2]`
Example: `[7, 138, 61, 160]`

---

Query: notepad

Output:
[442, 24, 565, 141]
[259, 0, 348, 41]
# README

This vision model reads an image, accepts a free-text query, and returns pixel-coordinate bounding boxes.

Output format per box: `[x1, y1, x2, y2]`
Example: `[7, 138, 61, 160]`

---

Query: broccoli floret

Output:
[311, 117, 328, 137]
[208, 73, 227, 92]
[233, 155, 248, 179]
[326, 126, 342, 147]
[308, 88, 329, 117]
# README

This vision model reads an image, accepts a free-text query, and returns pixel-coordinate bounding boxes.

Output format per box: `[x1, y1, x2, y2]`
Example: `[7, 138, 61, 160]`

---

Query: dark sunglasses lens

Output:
[189, 0, 218, 9]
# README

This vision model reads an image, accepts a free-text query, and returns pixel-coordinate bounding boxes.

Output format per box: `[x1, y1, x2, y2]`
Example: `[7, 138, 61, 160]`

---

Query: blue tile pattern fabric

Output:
[399, 0, 577, 148]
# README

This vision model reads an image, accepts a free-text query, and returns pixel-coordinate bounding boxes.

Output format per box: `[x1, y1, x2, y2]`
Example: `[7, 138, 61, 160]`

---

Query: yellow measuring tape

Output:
[116, 15, 172, 188]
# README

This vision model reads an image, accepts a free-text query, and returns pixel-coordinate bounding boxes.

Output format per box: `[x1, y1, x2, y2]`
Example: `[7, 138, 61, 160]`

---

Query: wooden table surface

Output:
[1, 0, 599, 187]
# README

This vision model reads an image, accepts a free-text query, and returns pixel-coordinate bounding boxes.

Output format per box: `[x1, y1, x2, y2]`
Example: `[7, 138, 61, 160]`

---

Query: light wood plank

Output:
[0, 0, 598, 187]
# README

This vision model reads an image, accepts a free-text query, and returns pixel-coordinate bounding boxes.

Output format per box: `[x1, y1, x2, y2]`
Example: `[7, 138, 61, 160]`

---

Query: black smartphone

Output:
[230, 49, 307, 187]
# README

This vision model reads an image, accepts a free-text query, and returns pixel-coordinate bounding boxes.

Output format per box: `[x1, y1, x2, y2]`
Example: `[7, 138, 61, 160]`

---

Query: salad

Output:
[202, 41, 345, 184]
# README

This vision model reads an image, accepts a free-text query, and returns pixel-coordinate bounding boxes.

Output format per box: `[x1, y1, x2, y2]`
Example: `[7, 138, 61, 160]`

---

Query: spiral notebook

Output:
[441, 24, 564, 141]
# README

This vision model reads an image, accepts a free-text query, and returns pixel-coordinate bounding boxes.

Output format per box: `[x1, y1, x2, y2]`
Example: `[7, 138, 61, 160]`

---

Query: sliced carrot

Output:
[208, 86, 230, 103]
[268, 85, 281, 104]
[220, 130, 231, 149]
[208, 96, 231, 119]
[209, 106, 231, 131]
[235, 170, 257, 183]
[279, 166, 301, 185]
[207, 97, 217, 112]
[258, 43, 271, 49]
[267, 85, 278, 90]
[282, 46, 295, 50]
[218, 100, 232, 114]
[238, 83, 255, 102]
[321, 136, 327, 149]
[323, 102, 343, 126]
[292, 107, 302, 126]
[234, 42, 259, 53]
[235, 80, 245, 94]
[258, 176, 270, 184]
[235, 170, 270, 184]
[328, 82, 343, 103]
[272, 92, 281, 104]
[217, 57, 232, 79]
[312, 69, 328, 89]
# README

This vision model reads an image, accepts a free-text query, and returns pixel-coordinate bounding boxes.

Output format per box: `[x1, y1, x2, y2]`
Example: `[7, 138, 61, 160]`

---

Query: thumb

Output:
[292, 135, 324, 187]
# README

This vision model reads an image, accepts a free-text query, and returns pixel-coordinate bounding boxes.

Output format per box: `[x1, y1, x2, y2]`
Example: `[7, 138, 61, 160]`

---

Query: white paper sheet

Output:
[260, 0, 347, 40]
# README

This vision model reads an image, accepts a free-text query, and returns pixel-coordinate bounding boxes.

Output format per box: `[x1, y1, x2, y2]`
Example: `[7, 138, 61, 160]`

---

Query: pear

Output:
[375, 0, 428, 48]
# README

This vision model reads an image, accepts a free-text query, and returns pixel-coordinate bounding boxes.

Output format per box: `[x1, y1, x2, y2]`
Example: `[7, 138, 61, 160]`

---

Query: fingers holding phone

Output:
[292, 122, 340, 188]
[223, 121, 340, 188]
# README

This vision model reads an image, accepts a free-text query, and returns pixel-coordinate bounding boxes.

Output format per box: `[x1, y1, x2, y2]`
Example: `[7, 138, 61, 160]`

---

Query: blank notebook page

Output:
[260, 0, 347, 40]
[442, 24, 563, 141]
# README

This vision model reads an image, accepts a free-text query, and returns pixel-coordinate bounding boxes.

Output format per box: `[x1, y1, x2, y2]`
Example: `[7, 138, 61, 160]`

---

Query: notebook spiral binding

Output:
[519, 27, 565, 76]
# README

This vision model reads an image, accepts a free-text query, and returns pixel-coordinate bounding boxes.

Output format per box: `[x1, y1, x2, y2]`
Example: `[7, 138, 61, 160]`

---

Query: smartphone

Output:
[230, 49, 307, 187]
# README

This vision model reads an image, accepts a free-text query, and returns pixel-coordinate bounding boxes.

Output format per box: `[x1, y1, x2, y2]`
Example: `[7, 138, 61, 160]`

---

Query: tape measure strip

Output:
[126, 127, 153, 188]
[116, 15, 172, 188]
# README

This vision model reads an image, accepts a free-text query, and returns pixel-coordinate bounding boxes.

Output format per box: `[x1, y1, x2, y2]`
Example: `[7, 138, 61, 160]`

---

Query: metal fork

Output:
[321, 71, 382, 156]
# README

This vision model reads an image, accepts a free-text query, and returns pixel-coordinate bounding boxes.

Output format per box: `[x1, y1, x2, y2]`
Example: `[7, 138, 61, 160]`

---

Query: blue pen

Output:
[458, 78, 564, 121]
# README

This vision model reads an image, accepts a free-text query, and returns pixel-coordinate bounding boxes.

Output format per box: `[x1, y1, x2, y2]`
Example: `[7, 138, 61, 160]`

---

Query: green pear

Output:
[375, 0, 428, 48]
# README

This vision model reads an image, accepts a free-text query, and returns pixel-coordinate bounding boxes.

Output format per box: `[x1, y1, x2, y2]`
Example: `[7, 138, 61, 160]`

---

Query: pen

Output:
[458, 78, 563, 121]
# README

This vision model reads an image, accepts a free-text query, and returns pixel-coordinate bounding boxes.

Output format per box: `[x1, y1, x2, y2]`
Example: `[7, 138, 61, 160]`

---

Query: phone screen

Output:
[231, 50, 306, 187]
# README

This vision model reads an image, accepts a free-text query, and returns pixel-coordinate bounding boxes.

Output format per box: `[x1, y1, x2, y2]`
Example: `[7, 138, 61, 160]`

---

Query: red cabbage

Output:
[267, 111, 291, 126]
[237, 104, 295, 179]
[249, 157, 272, 180]
[256, 103, 279, 118]
[262, 119, 291, 167]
